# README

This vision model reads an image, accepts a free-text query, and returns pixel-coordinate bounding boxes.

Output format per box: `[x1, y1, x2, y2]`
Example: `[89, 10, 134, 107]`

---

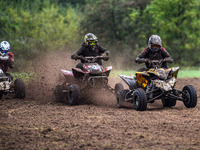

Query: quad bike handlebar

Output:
[149, 59, 165, 69]
[76, 55, 109, 63]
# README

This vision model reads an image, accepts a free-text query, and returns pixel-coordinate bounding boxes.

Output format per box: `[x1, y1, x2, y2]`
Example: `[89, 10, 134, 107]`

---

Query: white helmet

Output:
[0, 41, 10, 51]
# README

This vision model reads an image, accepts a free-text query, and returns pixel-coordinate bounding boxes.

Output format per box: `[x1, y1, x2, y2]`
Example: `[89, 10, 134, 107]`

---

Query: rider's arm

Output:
[71, 47, 84, 60]
[161, 47, 173, 63]
[135, 57, 148, 63]
[135, 48, 149, 64]
[97, 45, 109, 61]
[98, 45, 109, 55]
[8, 52, 14, 68]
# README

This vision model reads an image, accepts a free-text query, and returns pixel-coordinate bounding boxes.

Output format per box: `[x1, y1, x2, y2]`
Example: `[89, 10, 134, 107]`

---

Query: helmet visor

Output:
[88, 40, 97, 46]
[0, 49, 8, 55]
[152, 44, 160, 48]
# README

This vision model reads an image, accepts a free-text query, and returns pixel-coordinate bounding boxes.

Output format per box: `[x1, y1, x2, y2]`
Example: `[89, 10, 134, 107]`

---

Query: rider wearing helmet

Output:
[135, 35, 173, 70]
[0, 41, 14, 78]
[71, 33, 109, 68]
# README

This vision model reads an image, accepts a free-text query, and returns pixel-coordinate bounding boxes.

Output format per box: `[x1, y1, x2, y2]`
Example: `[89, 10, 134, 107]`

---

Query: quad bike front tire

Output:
[182, 85, 197, 108]
[68, 84, 80, 106]
[161, 98, 176, 107]
[14, 78, 26, 99]
[132, 88, 147, 111]
[116, 89, 129, 108]
[114, 83, 124, 95]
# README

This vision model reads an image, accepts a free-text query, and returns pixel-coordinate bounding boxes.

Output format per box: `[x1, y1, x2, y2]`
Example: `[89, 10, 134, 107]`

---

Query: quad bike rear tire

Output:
[161, 98, 176, 107]
[116, 89, 129, 108]
[54, 85, 65, 102]
[14, 78, 26, 98]
[68, 84, 80, 106]
[132, 88, 147, 111]
[114, 83, 124, 95]
[182, 85, 197, 108]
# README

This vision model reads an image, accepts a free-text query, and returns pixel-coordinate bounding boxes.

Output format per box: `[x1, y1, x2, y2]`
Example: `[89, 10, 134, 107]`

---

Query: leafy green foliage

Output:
[82, 0, 151, 67]
[0, 0, 200, 70]
[0, 0, 82, 70]
[145, 0, 200, 66]
[83, 0, 200, 67]
[83, 0, 144, 42]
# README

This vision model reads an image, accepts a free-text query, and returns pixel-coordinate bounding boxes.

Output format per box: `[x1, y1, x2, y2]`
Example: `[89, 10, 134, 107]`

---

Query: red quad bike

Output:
[0, 55, 26, 99]
[54, 56, 113, 105]
[115, 60, 197, 111]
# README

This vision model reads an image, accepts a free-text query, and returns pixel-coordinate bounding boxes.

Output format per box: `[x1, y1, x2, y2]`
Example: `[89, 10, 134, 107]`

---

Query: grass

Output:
[10, 68, 200, 83]
[111, 69, 200, 78]
[111, 70, 136, 78]
[177, 70, 200, 78]
[12, 72, 34, 83]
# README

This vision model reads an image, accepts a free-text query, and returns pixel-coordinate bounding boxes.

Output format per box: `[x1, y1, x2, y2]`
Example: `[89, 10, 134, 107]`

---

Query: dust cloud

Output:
[26, 50, 75, 103]
[25, 50, 122, 107]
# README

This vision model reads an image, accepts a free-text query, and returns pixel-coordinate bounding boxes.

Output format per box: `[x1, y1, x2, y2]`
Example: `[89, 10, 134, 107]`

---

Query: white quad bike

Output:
[0, 55, 26, 99]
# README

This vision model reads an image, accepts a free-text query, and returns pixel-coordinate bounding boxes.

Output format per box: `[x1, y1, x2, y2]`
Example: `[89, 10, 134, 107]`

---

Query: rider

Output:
[0, 41, 14, 78]
[135, 35, 173, 71]
[71, 33, 109, 69]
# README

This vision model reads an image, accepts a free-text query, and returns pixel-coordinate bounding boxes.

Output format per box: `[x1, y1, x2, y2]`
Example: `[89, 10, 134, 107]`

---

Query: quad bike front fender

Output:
[72, 68, 85, 79]
[61, 69, 75, 81]
[104, 66, 112, 77]
[105, 66, 112, 71]
[61, 69, 73, 77]
[118, 74, 137, 90]
[170, 67, 179, 78]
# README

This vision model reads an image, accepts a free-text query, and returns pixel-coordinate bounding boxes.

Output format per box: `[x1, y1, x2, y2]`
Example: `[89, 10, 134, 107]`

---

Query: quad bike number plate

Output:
[0, 81, 10, 90]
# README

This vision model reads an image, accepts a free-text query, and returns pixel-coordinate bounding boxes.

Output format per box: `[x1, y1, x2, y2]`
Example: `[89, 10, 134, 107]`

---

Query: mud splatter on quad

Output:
[115, 60, 197, 111]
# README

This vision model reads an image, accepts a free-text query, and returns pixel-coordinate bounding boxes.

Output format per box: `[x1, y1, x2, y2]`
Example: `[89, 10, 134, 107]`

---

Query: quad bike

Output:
[0, 56, 26, 99]
[54, 55, 114, 105]
[115, 59, 197, 111]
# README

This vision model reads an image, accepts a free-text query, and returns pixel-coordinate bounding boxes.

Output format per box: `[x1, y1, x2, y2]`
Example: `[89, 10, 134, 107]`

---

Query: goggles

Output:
[152, 44, 160, 48]
[0, 49, 8, 53]
[88, 40, 97, 46]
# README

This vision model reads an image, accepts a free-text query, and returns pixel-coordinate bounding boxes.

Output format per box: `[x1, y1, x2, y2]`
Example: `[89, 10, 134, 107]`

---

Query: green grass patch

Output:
[10, 69, 200, 84]
[111, 70, 136, 78]
[12, 72, 34, 83]
[178, 70, 200, 78]
[111, 69, 200, 78]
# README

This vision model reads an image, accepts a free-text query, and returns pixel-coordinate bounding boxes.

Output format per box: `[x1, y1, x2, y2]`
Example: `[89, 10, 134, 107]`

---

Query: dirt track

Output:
[0, 51, 200, 150]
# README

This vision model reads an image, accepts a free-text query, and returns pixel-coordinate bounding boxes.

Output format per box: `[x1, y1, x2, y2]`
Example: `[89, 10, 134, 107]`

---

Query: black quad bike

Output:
[0, 56, 26, 99]
[54, 56, 114, 105]
[115, 60, 197, 111]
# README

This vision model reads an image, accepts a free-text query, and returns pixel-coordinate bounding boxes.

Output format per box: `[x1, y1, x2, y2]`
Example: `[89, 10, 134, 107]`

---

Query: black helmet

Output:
[148, 35, 162, 52]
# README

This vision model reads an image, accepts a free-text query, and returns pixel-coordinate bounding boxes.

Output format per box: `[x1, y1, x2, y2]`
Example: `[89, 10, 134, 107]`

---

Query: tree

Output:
[0, 0, 83, 70]
[83, 0, 137, 41]
[146, 0, 200, 65]
[82, 0, 151, 68]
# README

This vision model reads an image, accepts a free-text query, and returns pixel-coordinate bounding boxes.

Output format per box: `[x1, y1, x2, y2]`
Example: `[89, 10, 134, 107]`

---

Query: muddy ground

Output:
[0, 51, 200, 150]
